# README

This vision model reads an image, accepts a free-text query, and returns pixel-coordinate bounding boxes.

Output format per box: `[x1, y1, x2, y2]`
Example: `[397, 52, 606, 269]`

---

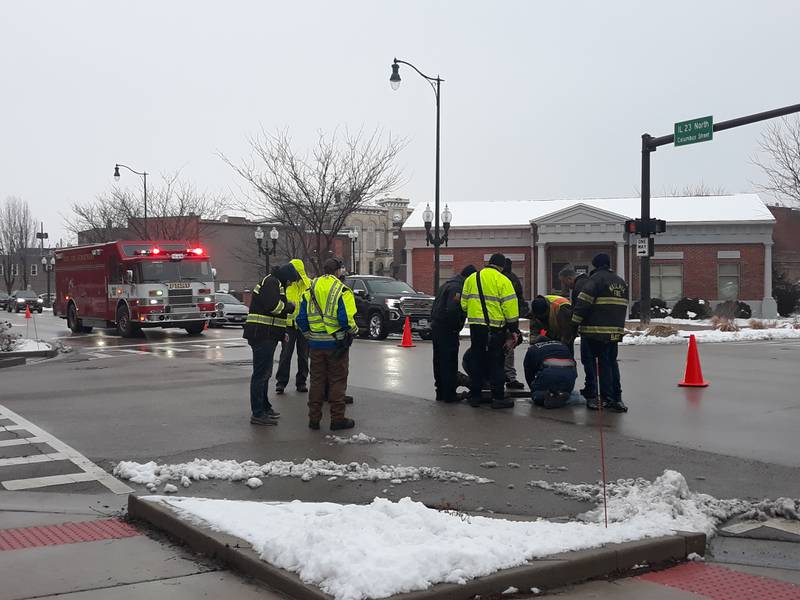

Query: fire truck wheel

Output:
[116, 305, 137, 338]
[184, 322, 206, 336]
[67, 303, 83, 333]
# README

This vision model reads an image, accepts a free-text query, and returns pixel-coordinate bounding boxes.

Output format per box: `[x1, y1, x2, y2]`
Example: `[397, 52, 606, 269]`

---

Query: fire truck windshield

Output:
[139, 260, 212, 283]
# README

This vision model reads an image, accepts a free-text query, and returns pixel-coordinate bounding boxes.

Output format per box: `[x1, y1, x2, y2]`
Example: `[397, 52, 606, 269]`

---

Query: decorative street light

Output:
[255, 225, 279, 274]
[347, 229, 360, 273]
[389, 57, 445, 290]
[422, 202, 453, 248]
[41, 255, 55, 308]
[114, 163, 148, 239]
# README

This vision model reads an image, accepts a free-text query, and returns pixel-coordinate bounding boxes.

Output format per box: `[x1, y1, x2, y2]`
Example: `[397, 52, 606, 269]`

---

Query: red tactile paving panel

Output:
[641, 563, 800, 600]
[0, 518, 141, 551]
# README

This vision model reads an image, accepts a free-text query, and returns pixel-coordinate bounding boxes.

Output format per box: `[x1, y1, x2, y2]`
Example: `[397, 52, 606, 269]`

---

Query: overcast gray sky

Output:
[2, 1, 798, 244]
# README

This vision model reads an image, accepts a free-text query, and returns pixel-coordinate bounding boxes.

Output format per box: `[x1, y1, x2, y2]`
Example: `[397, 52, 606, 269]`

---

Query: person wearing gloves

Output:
[243, 262, 300, 426]
[275, 258, 310, 394]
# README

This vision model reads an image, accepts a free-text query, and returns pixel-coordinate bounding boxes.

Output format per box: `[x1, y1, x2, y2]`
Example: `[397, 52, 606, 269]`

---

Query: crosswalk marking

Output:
[0, 436, 45, 448]
[117, 349, 152, 355]
[0, 405, 133, 494]
[83, 340, 250, 361]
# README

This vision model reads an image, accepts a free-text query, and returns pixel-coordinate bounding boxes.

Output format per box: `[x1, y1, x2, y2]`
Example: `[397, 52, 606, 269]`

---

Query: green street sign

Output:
[674, 116, 713, 146]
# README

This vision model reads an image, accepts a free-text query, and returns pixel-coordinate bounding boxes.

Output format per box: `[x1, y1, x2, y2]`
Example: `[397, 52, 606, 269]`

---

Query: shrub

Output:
[671, 297, 712, 320]
[711, 316, 739, 332]
[629, 298, 670, 320]
[773, 270, 800, 317]
[646, 324, 679, 337]
[713, 300, 752, 320]
[748, 319, 777, 330]
[0, 320, 21, 352]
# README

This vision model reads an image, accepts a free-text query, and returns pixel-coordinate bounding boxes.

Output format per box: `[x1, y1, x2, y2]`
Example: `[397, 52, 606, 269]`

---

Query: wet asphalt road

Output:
[1, 310, 799, 519]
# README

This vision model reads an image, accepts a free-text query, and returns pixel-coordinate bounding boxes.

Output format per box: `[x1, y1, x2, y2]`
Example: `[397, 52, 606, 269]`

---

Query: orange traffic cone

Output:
[398, 316, 415, 347]
[24, 305, 32, 319]
[679, 334, 709, 387]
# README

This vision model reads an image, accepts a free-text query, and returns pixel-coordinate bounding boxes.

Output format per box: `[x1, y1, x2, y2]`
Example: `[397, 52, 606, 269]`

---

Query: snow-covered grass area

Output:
[326, 433, 380, 445]
[113, 457, 493, 491]
[11, 338, 52, 352]
[622, 326, 800, 345]
[149, 483, 687, 600]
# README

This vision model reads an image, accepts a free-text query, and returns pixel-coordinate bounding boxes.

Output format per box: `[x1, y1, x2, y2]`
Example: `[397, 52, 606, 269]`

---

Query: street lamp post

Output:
[347, 229, 359, 273]
[255, 226, 279, 275]
[41, 255, 55, 308]
[389, 57, 446, 291]
[114, 164, 148, 238]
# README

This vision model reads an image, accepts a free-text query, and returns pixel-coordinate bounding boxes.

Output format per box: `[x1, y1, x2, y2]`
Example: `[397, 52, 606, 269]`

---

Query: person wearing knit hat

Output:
[459, 252, 520, 409]
[569, 252, 630, 413]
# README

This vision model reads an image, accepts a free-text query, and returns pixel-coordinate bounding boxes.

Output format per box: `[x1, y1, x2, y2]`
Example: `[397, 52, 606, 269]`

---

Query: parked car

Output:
[0, 292, 9, 310]
[38, 292, 56, 305]
[7, 290, 44, 313]
[344, 275, 434, 340]
[212, 292, 248, 327]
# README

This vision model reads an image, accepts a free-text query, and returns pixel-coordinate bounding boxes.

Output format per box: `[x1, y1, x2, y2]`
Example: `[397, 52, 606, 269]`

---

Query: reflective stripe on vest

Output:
[307, 275, 346, 338]
[246, 313, 287, 328]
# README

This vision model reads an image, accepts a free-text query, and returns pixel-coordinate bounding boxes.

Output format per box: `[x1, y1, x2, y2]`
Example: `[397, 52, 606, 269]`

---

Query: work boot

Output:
[606, 400, 629, 413]
[544, 391, 570, 409]
[344, 395, 354, 404]
[469, 396, 482, 408]
[275, 386, 285, 395]
[586, 396, 600, 411]
[579, 387, 595, 400]
[266, 409, 281, 418]
[296, 383, 308, 393]
[330, 418, 355, 431]
[491, 398, 514, 409]
[250, 415, 279, 426]
[506, 380, 525, 390]
[308, 420, 320, 430]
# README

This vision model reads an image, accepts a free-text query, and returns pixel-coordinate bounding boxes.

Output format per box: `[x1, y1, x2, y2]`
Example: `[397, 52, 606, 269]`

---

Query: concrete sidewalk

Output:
[0, 491, 285, 600]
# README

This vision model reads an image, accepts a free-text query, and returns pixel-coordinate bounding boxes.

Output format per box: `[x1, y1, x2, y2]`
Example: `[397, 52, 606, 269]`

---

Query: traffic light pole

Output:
[639, 101, 800, 325]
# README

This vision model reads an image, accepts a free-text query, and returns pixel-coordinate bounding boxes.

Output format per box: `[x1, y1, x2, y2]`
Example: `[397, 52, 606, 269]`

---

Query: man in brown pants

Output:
[296, 257, 358, 431]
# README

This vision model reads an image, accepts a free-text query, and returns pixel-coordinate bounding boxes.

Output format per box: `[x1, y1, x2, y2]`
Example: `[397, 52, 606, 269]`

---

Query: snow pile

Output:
[326, 433, 380, 445]
[12, 339, 51, 352]
[530, 470, 800, 537]
[151, 494, 689, 600]
[622, 326, 800, 346]
[0, 320, 19, 352]
[113, 457, 493, 488]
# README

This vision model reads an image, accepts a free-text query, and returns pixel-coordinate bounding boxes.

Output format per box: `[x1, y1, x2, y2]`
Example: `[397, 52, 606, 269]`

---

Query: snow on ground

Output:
[326, 433, 380, 445]
[622, 326, 800, 346]
[530, 470, 800, 537]
[113, 457, 493, 489]
[149, 489, 691, 600]
[10, 338, 52, 352]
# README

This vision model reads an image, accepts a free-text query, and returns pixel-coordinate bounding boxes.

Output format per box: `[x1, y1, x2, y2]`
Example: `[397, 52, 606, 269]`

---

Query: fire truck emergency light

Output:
[151, 247, 161, 255]
[191, 247, 204, 256]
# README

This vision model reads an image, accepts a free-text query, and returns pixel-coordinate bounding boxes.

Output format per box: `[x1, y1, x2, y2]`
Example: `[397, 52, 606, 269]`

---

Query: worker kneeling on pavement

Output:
[523, 336, 577, 409]
[297, 257, 359, 431]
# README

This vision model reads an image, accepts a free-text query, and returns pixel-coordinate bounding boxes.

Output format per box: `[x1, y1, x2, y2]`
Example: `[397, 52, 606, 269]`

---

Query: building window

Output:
[0, 264, 3, 276]
[367, 222, 376, 251]
[11, 264, 19, 277]
[368, 261, 374, 275]
[376, 229, 384, 250]
[650, 264, 683, 301]
[718, 263, 740, 300]
[31, 263, 38, 277]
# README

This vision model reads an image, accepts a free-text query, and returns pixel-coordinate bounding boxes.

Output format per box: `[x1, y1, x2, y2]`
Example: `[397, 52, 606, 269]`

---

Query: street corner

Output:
[127, 493, 705, 600]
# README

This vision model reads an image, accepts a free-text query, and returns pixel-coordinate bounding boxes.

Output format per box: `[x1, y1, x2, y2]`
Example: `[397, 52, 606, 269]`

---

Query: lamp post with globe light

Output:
[255, 226, 279, 275]
[41, 255, 55, 307]
[347, 229, 359, 274]
[389, 57, 447, 291]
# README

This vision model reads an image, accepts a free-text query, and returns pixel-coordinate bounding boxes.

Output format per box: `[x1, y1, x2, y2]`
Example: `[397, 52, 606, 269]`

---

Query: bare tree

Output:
[753, 116, 800, 207]
[659, 182, 728, 197]
[64, 172, 224, 242]
[0, 197, 37, 293]
[223, 128, 405, 274]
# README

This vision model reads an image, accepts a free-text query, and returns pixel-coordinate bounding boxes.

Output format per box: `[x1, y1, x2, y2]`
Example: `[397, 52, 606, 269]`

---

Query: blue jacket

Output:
[297, 295, 352, 349]
[523, 339, 577, 392]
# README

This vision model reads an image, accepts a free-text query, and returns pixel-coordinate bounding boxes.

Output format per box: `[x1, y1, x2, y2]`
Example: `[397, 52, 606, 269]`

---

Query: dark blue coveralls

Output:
[523, 338, 577, 408]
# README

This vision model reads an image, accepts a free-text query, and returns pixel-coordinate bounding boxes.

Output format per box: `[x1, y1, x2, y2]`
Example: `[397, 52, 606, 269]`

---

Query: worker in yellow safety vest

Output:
[275, 259, 310, 395]
[460, 253, 520, 409]
[297, 257, 359, 431]
[529, 294, 573, 342]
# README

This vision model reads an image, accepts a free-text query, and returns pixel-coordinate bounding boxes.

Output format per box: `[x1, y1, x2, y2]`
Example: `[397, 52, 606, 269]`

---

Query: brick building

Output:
[769, 205, 800, 283]
[403, 194, 779, 317]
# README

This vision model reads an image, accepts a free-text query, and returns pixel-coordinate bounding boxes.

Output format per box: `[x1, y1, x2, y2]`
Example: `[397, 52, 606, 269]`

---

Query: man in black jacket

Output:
[243, 263, 299, 425]
[503, 258, 527, 390]
[570, 254, 629, 413]
[524, 336, 577, 409]
[559, 265, 592, 392]
[431, 264, 477, 403]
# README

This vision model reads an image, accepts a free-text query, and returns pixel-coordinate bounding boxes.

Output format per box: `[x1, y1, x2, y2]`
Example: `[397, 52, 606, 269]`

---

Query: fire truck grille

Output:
[168, 289, 194, 306]
[399, 297, 433, 318]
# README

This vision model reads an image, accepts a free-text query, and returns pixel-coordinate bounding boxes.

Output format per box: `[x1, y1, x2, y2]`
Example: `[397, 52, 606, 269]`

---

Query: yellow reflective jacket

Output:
[300, 275, 358, 345]
[460, 266, 519, 328]
[285, 259, 310, 326]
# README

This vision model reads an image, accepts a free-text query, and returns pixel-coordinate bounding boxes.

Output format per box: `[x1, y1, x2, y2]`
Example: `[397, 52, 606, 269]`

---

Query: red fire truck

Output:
[54, 241, 219, 337]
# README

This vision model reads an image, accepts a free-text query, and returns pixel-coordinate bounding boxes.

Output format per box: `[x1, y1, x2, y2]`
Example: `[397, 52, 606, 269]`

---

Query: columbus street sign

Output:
[674, 116, 713, 146]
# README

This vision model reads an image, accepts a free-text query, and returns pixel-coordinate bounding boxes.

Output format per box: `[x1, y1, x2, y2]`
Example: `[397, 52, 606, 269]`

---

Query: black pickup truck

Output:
[344, 275, 434, 340]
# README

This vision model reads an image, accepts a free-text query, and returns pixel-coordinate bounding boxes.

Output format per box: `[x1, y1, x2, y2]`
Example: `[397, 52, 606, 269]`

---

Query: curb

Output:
[0, 356, 26, 369]
[1, 347, 58, 360]
[128, 495, 706, 600]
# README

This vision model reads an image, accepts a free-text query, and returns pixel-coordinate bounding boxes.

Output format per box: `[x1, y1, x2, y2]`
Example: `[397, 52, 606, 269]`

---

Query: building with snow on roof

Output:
[403, 194, 779, 317]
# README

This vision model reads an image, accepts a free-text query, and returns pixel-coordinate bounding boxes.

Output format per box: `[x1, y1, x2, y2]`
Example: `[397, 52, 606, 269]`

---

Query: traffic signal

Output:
[624, 218, 667, 235]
